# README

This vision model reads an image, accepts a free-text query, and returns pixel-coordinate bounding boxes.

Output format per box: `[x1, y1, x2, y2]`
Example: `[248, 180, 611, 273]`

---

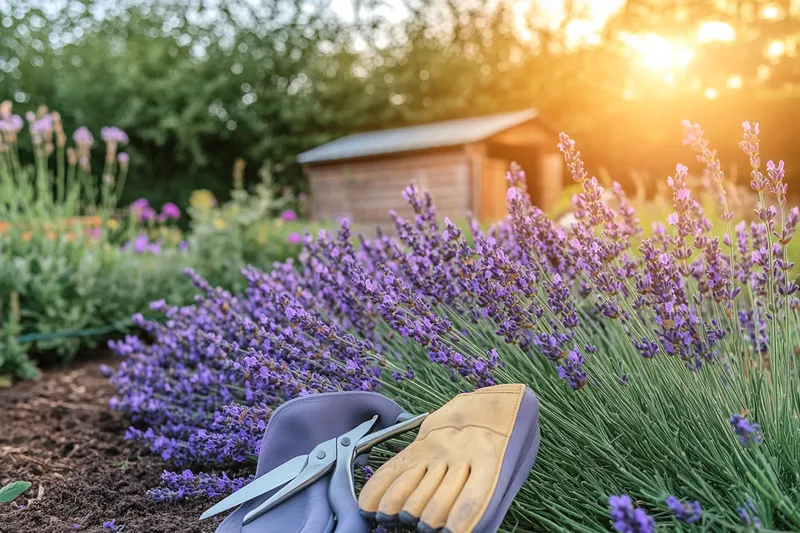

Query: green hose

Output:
[18, 320, 134, 343]
[17, 312, 163, 343]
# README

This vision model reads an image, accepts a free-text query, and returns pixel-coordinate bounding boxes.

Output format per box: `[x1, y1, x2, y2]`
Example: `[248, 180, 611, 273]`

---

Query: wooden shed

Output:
[297, 109, 563, 225]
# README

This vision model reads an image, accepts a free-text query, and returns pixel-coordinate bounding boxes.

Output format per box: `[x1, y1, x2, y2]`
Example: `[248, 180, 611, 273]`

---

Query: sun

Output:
[622, 33, 694, 71]
[620, 22, 736, 73]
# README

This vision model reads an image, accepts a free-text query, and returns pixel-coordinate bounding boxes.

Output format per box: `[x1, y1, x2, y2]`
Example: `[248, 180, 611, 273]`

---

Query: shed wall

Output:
[480, 156, 510, 221]
[307, 150, 470, 224]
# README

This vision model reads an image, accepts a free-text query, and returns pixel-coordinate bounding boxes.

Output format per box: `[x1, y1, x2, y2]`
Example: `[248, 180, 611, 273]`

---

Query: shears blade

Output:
[243, 416, 379, 525]
[199, 454, 307, 520]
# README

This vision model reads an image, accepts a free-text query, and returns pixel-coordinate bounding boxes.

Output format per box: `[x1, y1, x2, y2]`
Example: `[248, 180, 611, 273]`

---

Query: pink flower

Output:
[280, 209, 297, 222]
[133, 234, 149, 253]
[287, 232, 302, 244]
[101, 127, 129, 144]
[130, 198, 149, 211]
[73, 126, 94, 147]
[87, 228, 102, 240]
[161, 202, 181, 220]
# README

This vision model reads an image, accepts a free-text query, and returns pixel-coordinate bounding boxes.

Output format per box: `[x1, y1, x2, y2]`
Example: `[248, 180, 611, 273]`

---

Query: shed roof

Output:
[297, 108, 540, 164]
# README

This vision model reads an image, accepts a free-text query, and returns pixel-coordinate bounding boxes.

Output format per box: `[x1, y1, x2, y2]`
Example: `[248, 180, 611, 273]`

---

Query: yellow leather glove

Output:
[358, 384, 527, 533]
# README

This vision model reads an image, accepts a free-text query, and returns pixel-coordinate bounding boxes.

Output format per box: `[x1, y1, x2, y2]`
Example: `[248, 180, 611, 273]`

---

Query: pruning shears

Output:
[200, 411, 429, 531]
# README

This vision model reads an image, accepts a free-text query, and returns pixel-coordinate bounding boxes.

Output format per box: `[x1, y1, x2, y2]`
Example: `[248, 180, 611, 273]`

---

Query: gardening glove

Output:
[358, 383, 540, 533]
[216, 391, 405, 533]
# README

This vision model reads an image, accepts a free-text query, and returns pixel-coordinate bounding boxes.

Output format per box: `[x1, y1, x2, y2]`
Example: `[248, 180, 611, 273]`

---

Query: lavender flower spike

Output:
[609, 494, 655, 533]
[73, 126, 94, 147]
[101, 126, 129, 145]
[729, 414, 763, 446]
[665, 496, 702, 524]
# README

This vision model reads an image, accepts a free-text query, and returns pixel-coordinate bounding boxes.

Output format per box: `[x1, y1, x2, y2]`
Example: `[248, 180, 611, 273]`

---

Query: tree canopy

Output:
[2, 0, 799, 206]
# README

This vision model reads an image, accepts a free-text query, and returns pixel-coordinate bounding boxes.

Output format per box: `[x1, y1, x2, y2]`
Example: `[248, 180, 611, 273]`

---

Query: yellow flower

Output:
[190, 189, 217, 210]
[214, 217, 227, 229]
[107, 219, 120, 230]
[255, 226, 268, 245]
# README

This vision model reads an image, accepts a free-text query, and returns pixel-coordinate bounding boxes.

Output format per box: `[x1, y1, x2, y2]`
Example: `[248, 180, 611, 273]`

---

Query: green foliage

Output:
[0, 232, 197, 373]
[183, 160, 314, 292]
[0, 0, 582, 207]
[5, 0, 800, 208]
[0, 481, 31, 504]
[0, 92, 326, 381]
[381, 310, 800, 532]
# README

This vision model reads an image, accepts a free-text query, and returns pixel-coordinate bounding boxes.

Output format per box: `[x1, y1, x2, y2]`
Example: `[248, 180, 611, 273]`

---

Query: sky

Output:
[328, 0, 625, 43]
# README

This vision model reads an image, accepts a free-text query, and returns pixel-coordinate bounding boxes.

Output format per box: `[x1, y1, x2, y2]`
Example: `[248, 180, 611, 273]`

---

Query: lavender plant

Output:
[107, 122, 800, 532]
[0, 101, 130, 223]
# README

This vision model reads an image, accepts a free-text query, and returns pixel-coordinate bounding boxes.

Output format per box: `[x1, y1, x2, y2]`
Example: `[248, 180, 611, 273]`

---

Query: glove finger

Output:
[418, 463, 470, 531]
[400, 462, 448, 522]
[377, 464, 428, 519]
[358, 454, 408, 514]
[443, 463, 495, 533]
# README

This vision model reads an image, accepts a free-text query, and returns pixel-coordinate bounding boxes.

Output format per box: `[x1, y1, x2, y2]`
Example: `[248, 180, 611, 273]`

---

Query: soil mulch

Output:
[0, 355, 221, 533]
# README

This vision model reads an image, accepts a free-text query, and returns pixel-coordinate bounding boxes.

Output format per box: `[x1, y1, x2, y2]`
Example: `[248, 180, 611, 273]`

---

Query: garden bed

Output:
[0, 354, 219, 533]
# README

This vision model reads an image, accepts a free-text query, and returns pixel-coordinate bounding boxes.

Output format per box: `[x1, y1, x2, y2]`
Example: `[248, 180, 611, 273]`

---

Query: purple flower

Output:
[556, 349, 587, 389]
[740, 122, 767, 192]
[280, 209, 298, 222]
[118, 152, 130, 165]
[30, 114, 53, 135]
[129, 234, 150, 254]
[72, 524, 80, 530]
[102, 520, 119, 531]
[665, 496, 702, 524]
[29, 114, 53, 144]
[73, 126, 94, 147]
[0, 114, 23, 134]
[101, 126, 129, 144]
[130, 198, 149, 211]
[729, 414, 762, 446]
[738, 505, 762, 529]
[287, 232, 302, 244]
[609, 495, 655, 533]
[161, 202, 181, 220]
[361, 466, 374, 480]
[149, 469, 253, 501]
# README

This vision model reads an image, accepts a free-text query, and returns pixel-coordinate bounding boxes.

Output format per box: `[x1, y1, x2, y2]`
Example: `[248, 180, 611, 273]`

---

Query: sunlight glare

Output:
[696, 22, 735, 43]
[761, 5, 781, 19]
[565, 20, 601, 46]
[726, 75, 742, 89]
[767, 40, 785, 58]
[704, 87, 719, 99]
[626, 33, 693, 71]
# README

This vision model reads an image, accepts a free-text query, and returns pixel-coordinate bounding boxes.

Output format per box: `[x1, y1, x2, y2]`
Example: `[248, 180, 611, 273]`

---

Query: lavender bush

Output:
[107, 122, 799, 532]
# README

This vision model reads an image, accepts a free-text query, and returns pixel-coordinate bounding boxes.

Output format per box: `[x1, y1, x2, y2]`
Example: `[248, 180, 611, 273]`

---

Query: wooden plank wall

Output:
[307, 150, 470, 225]
[480, 156, 510, 221]
[537, 151, 564, 212]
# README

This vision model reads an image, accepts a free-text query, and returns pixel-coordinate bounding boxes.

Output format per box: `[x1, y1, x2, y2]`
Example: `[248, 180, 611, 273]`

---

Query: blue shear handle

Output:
[329, 434, 371, 533]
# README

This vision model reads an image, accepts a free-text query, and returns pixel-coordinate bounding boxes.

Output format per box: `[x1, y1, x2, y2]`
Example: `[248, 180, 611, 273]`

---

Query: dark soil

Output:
[0, 355, 220, 533]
